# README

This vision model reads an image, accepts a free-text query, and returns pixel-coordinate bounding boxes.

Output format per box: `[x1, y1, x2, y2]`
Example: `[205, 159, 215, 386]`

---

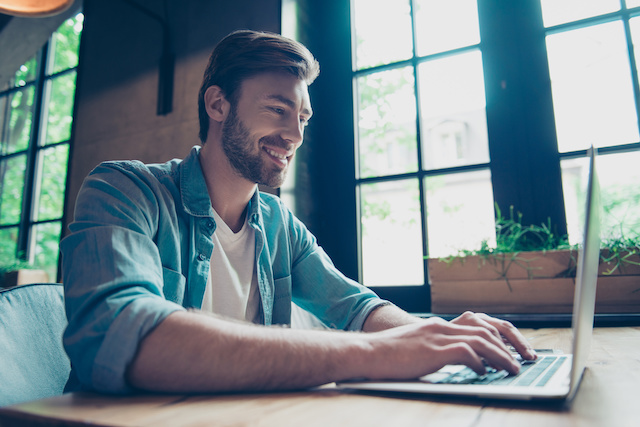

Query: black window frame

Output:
[292, 0, 640, 313]
[0, 12, 82, 280]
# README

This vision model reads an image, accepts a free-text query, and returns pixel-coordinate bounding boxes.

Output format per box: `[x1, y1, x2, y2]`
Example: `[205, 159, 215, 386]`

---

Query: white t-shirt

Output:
[201, 209, 260, 323]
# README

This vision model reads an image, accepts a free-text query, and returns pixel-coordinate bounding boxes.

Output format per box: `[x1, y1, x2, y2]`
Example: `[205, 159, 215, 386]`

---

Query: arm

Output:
[62, 161, 189, 393]
[362, 303, 422, 331]
[127, 306, 535, 393]
[127, 310, 369, 392]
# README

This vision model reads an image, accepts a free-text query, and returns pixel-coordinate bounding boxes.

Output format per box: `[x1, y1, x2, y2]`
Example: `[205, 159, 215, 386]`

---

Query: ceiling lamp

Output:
[0, 0, 74, 17]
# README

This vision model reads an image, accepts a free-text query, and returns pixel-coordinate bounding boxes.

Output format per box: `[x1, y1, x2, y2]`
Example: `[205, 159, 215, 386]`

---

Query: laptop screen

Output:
[569, 146, 601, 399]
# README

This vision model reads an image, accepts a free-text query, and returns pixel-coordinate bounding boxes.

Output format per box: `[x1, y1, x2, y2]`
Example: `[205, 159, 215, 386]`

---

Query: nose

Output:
[281, 116, 304, 147]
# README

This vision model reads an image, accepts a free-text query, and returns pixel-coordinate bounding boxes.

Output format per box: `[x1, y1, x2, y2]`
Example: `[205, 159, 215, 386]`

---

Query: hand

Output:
[366, 312, 536, 381]
[451, 311, 537, 362]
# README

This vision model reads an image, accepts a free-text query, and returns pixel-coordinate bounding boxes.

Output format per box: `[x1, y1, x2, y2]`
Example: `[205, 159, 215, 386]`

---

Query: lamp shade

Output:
[0, 0, 74, 17]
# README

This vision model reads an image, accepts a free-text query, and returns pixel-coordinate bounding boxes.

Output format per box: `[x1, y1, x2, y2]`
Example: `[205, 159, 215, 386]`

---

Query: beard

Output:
[221, 106, 290, 188]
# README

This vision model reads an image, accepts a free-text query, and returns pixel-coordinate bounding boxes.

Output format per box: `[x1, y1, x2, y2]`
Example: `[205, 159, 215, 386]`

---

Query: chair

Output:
[0, 283, 70, 407]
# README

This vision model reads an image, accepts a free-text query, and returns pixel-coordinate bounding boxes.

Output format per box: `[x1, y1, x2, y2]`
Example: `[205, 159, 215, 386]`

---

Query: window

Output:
[540, 0, 640, 244]
[345, 0, 640, 311]
[353, 0, 495, 293]
[0, 12, 83, 281]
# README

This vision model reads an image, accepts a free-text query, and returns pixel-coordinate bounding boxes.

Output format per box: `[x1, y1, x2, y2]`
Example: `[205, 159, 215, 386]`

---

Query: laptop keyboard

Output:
[435, 355, 568, 387]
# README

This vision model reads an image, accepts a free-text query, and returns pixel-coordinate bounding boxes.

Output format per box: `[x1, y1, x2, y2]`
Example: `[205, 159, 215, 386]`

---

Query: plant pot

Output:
[598, 249, 640, 276]
[428, 250, 640, 314]
[428, 250, 576, 282]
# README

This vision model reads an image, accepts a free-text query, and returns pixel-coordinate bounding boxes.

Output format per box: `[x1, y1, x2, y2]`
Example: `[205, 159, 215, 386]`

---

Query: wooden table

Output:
[1, 327, 638, 427]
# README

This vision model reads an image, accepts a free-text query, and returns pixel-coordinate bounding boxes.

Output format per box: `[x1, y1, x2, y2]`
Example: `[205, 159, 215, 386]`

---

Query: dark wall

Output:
[63, 0, 281, 234]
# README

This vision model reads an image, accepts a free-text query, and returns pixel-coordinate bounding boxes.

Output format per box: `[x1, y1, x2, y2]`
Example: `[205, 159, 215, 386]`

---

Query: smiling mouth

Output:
[263, 146, 292, 167]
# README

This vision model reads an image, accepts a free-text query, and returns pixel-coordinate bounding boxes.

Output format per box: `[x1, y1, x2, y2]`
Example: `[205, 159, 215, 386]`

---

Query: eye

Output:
[300, 116, 310, 127]
[270, 106, 285, 115]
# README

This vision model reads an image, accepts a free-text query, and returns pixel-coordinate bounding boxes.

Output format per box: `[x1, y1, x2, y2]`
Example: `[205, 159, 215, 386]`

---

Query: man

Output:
[61, 30, 535, 394]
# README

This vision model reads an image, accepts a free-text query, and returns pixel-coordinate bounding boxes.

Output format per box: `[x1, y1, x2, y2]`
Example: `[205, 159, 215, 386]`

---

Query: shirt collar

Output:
[179, 146, 263, 225]
[247, 190, 262, 227]
[179, 146, 214, 217]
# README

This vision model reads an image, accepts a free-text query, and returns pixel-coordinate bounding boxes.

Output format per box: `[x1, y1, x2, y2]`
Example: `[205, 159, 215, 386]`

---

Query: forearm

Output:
[127, 307, 533, 393]
[126, 310, 372, 393]
[362, 303, 423, 332]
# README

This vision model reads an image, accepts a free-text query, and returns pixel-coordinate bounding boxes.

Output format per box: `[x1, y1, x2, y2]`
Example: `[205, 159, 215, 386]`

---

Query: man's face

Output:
[221, 72, 312, 188]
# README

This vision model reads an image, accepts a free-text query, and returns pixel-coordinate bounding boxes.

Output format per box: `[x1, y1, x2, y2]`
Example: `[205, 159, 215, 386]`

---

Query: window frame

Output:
[293, 0, 640, 313]
[0, 12, 82, 280]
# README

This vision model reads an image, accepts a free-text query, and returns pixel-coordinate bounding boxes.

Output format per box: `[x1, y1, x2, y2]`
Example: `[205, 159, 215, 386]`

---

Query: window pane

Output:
[32, 221, 62, 281]
[540, 0, 620, 27]
[562, 151, 640, 245]
[14, 56, 37, 87]
[561, 157, 587, 245]
[425, 169, 495, 258]
[1, 56, 37, 92]
[414, 0, 480, 56]
[50, 13, 84, 74]
[0, 155, 26, 225]
[0, 87, 35, 154]
[352, 0, 413, 69]
[357, 67, 417, 178]
[418, 50, 489, 169]
[360, 179, 424, 286]
[546, 22, 639, 152]
[628, 0, 640, 8]
[0, 226, 19, 262]
[35, 144, 69, 221]
[43, 71, 77, 145]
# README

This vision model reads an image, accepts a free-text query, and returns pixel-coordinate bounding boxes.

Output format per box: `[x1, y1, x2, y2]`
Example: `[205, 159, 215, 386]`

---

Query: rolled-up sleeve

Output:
[280, 201, 388, 331]
[61, 164, 185, 393]
[292, 246, 388, 331]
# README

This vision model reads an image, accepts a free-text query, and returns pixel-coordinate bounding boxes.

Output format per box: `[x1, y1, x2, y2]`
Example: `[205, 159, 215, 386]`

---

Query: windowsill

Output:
[415, 312, 640, 328]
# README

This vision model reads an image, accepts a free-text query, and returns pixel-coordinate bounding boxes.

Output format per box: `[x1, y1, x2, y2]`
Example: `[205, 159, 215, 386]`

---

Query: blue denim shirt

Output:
[60, 146, 386, 394]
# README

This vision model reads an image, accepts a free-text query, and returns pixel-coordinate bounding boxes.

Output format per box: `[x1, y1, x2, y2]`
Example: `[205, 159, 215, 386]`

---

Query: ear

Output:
[204, 85, 230, 123]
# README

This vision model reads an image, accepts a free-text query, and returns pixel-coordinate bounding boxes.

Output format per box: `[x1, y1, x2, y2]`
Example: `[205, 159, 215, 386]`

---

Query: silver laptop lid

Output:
[568, 146, 601, 399]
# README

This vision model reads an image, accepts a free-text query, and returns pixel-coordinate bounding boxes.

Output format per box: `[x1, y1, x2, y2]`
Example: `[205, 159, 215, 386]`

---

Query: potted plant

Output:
[428, 206, 640, 314]
[0, 259, 50, 288]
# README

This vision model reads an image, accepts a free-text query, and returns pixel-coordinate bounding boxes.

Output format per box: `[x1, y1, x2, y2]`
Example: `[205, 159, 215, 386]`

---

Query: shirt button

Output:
[197, 253, 206, 261]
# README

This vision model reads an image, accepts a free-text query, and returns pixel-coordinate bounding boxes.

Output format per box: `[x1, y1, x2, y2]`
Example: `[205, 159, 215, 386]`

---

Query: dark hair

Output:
[197, 30, 320, 143]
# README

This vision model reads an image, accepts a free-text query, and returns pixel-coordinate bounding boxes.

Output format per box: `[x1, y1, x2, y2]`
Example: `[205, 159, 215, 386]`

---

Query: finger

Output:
[437, 321, 513, 358]
[453, 312, 536, 360]
[438, 334, 521, 375]
[475, 314, 537, 360]
[451, 311, 502, 341]
[440, 342, 486, 375]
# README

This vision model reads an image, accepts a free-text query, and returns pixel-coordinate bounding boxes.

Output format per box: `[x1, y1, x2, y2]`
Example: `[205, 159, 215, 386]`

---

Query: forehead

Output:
[237, 71, 312, 113]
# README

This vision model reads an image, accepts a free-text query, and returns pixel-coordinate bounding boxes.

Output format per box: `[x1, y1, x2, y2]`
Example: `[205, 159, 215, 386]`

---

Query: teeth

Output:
[265, 147, 288, 160]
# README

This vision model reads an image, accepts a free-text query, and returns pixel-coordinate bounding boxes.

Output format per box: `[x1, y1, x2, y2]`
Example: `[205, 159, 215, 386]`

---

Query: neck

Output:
[199, 142, 257, 233]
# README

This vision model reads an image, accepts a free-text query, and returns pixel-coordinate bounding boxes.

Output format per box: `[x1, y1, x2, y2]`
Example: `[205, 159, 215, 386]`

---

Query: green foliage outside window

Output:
[0, 13, 82, 279]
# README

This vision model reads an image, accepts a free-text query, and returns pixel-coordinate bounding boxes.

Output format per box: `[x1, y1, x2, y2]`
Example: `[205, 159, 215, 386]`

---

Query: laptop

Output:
[339, 147, 601, 401]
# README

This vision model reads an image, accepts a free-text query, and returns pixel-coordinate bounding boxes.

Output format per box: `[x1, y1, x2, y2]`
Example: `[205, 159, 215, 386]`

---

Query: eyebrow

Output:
[264, 94, 313, 117]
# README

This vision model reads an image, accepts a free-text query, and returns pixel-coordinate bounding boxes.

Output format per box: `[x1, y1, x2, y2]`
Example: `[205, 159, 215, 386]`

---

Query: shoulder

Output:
[257, 191, 317, 246]
[82, 153, 192, 197]
[257, 190, 283, 210]
[75, 157, 188, 220]
[90, 157, 181, 184]
[257, 191, 291, 223]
